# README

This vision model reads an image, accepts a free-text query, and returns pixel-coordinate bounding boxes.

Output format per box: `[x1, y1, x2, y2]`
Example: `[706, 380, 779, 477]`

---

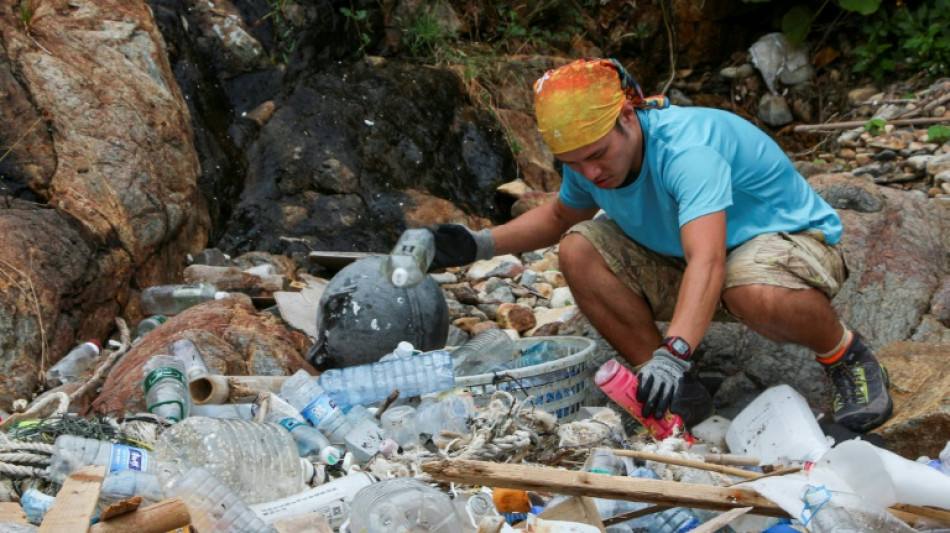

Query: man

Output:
[427, 58, 892, 433]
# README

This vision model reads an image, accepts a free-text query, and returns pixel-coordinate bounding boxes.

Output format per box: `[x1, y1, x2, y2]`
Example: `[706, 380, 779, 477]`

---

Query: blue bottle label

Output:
[278, 418, 304, 432]
[300, 393, 336, 426]
[109, 443, 148, 473]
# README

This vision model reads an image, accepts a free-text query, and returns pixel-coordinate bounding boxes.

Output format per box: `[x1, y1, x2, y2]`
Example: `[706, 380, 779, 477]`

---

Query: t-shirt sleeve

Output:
[558, 167, 598, 210]
[662, 147, 734, 226]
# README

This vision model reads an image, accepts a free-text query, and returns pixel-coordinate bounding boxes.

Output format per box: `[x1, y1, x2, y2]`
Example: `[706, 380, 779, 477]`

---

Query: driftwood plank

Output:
[39, 465, 106, 533]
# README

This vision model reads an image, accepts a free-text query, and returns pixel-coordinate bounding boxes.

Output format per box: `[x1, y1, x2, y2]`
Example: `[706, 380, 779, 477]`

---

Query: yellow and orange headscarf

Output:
[533, 58, 669, 154]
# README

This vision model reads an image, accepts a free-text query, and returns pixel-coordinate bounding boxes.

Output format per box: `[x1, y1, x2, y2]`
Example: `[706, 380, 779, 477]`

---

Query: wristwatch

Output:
[661, 336, 691, 360]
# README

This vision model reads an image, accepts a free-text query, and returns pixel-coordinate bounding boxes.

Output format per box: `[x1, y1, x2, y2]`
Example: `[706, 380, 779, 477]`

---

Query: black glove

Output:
[428, 224, 495, 270]
[636, 347, 690, 419]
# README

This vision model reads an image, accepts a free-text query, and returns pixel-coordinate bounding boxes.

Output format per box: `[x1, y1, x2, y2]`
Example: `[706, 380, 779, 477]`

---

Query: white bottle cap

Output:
[213, 292, 230, 300]
[390, 267, 409, 287]
[320, 447, 342, 466]
[299, 458, 315, 484]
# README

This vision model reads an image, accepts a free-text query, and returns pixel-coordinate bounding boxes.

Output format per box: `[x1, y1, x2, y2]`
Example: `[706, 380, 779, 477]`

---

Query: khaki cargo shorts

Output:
[565, 218, 848, 322]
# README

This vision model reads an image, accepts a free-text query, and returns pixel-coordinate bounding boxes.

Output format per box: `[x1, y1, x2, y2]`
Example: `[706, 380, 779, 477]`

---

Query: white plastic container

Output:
[725, 384, 831, 465]
[250, 472, 375, 528]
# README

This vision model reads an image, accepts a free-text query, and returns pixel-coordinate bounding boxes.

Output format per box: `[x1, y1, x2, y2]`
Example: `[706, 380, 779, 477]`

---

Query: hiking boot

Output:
[824, 333, 893, 433]
[672, 372, 714, 429]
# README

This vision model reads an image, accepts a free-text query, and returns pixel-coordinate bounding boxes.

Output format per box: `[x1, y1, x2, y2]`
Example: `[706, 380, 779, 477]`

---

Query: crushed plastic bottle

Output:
[317, 349, 456, 408]
[255, 393, 341, 465]
[167, 467, 274, 533]
[49, 435, 152, 484]
[168, 338, 209, 383]
[595, 359, 684, 440]
[142, 355, 190, 422]
[45, 340, 102, 386]
[279, 370, 339, 428]
[140, 283, 229, 316]
[382, 228, 436, 288]
[152, 417, 310, 505]
[451, 329, 519, 376]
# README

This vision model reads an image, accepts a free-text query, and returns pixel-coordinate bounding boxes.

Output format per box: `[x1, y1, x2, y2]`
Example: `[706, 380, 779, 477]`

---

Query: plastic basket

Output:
[453, 336, 597, 422]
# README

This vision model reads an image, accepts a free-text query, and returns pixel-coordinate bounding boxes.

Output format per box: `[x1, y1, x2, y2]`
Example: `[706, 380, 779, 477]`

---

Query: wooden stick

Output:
[701, 453, 760, 467]
[690, 507, 754, 533]
[611, 449, 760, 479]
[793, 116, 948, 132]
[889, 504, 950, 526]
[39, 465, 106, 533]
[421, 459, 790, 517]
[89, 498, 191, 533]
[726, 466, 802, 487]
[602, 505, 671, 526]
[0, 502, 29, 524]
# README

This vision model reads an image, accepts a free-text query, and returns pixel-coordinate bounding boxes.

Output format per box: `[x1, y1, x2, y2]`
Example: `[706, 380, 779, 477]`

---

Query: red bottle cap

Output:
[87, 339, 102, 351]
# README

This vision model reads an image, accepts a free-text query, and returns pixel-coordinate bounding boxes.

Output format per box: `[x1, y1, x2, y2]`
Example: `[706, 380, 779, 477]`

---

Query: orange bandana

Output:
[533, 58, 668, 154]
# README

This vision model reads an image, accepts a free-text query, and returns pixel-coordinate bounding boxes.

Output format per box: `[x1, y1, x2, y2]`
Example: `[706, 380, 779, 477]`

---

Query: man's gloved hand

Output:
[636, 347, 690, 419]
[428, 224, 495, 270]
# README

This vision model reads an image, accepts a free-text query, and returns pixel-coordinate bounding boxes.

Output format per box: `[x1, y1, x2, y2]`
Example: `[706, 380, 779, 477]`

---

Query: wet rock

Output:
[757, 93, 793, 127]
[92, 298, 312, 415]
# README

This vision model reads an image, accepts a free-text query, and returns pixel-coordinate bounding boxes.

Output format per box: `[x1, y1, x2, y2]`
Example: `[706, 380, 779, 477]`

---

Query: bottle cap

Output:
[594, 359, 620, 385]
[86, 339, 103, 351]
[299, 458, 315, 483]
[378, 438, 399, 457]
[320, 446, 342, 466]
[213, 292, 230, 300]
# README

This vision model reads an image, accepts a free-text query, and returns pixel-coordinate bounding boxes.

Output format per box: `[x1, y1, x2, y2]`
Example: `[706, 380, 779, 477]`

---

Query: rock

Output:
[466, 255, 524, 280]
[528, 306, 578, 337]
[550, 287, 574, 308]
[496, 303, 536, 333]
[928, 154, 950, 177]
[875, 342, 950, 459]
[847, 86, 879, 106]
[92, 298, 313, 415]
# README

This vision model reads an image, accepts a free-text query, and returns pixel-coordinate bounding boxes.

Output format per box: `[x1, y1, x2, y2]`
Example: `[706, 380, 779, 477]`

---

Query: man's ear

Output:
[618, 100, 637, 126]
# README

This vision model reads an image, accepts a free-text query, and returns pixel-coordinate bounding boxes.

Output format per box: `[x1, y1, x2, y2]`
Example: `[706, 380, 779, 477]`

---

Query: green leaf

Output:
[782, 5, 814, 47]
[927, 125, 950, 144]
[839, 0, 882, 15]
[864, 118, 886, 135]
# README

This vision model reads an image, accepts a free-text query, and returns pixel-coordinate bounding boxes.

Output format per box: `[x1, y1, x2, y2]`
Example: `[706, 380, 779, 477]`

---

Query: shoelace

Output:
[829, 362, 861, 404]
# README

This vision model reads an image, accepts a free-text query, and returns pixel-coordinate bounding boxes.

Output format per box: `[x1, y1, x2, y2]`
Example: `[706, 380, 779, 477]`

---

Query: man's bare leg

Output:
[559, 232, 660, 366]
[720, 284, 842, 352]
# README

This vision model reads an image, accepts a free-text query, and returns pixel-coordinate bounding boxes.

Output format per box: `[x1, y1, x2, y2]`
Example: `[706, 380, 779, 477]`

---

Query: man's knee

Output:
[558, 232, 600, 275]
[722, 284, 780, 318]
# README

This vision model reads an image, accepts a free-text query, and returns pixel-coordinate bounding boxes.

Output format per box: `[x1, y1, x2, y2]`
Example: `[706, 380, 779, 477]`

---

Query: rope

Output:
[70, 317, 131, 403]
[0, 462, 48, 480]
[0, 443, 54, 455]
[0, 453, 49, 466]
[0, 392, 70, 431]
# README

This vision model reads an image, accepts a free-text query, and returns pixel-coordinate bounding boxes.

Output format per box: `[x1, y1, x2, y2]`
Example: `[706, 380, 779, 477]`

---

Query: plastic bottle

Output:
[585, 447, 625, 475]
[382, 228, 436, 288]
[378, 341, 418, 362]
[49, 435, 152, 483]
[514, 340, 557, 368]
[136, 315, 166, 338]
[98, 470, 163, 510]
[623, 467, 702, 533]
[417, 392, 475, 437]
[152, 417, 310, 505]
[594, 359, 684, 440]
[141, 355, 190, 422]
[20, 488, 55, 525]
[45, 340, 102, 386]
[255, 393, 342, 464]
[317, 349, 456, 408]
[927, 441, 950, 475]
[453, 490, 499, 532]
[168, 338, 209, 383]
[317, 408, 384, 462]
[380, 405, 420, 447]
[279, 370, 339, 428]
[348, 476, 463, 533]
[191, 403, 254, 419]
[250, 472, 376, 528]
[140, 283, 229, 316]
[167, 467, 274, 533]
[451, 329, 519, 376]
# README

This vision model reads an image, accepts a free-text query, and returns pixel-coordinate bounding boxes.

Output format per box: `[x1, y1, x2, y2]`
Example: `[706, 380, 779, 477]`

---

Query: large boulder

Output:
[92, 298, 313, 415]
[0, 0, 210, 408]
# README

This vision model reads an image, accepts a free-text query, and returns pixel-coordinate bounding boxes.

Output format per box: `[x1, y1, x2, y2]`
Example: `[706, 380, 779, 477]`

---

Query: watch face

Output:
[665, 336, 690, 358]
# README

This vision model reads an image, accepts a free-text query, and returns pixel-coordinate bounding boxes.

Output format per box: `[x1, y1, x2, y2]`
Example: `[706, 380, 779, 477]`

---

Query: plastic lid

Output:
[300, 458, 315, 483]
[593, 359, 620, 385]
[390, 267, 409, 287]
[321, 446, 342, 466]
[86, 339, 103, 351]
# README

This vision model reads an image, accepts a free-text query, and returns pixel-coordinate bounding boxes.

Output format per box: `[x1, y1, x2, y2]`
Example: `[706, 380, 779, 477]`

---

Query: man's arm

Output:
[492, 198, 599, 256]
[665, 210, 728, 350]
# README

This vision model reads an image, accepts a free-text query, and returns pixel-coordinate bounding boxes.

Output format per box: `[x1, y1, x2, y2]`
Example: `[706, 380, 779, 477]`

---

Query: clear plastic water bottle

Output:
[140, 283, 229, 316]
[45, 340, 102, 386]
[191, 403, 254, 419]
[417, 392, 475, 437]
[257, 392, 341, 464]
[20, 488, 55, 525]
[136, 315, 166, 338]
[317, 349, 456, 408]
[585, 447, 625, 475]
[380, 405, 420, 447]
[451, 329, 519, 376]
[279, 370, 339, 428]
[624, 466, 701, 532]
[348, 477, 462, 533]
[514, 340, 557, 367]
[98, 470, 163, 510]
[382, 228, 436, 288]
[152, 417, 310, 505]
[167, 467, 274, 533]
[49, 435, 152, 484]
[142, 355, 190, 422]
[318, 408, 384, 462]
[168, 338, 209, 383]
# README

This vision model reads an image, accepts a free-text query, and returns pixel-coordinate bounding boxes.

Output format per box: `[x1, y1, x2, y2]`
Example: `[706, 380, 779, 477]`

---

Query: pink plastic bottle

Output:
[594, 359, 684, 440]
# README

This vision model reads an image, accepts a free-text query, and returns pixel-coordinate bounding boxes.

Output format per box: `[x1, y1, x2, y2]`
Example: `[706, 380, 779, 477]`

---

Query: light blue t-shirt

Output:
[559, 106, 842, 258]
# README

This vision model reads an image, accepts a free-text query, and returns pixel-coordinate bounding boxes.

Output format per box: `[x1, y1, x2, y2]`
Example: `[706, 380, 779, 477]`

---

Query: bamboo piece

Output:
[190, 375, 288, 405]
[890, 504, 950, 526]
[39, 465, 106, 533]
[0, 502, 29, 524]
[89, 498, 191, 533]
[421, 460, 790, 517]
[610, 449, 760, 479]
[793, 116, 948, 132]
[701, 453, 761, 467]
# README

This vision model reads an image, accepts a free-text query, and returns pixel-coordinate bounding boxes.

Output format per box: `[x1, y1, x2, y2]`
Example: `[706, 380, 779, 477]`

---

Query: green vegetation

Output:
[863, 117, 886, 136]
[928, 125, 950, 145]
[340, 7, 371, 57]
[263, 0, 296, 64]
